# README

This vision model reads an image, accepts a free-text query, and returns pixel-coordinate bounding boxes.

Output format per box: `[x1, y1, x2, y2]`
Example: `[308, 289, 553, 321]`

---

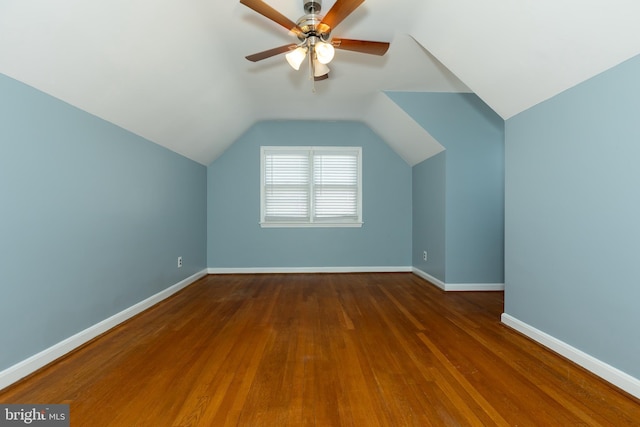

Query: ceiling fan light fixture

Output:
[315, 41, 335, 64]
[313, 60, 330, 77]
[286, 46, 308, 70]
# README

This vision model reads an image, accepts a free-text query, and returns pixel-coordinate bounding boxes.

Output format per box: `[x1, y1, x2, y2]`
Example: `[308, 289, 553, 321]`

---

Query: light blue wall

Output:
[412, 152, 446, 279]
[0, 74, 207, 371]
[207, 120, 412, 268]
[505, 54, 640, 378]
[388, 92, 504, 283]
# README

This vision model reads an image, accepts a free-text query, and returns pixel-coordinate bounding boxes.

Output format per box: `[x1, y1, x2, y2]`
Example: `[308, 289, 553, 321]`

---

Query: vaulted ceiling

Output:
[1, 0, 639, 166]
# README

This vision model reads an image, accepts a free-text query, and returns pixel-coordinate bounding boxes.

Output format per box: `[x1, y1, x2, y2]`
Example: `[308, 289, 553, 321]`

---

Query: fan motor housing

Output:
[297, 0, 330, 41]
[297, 15, 330, 39]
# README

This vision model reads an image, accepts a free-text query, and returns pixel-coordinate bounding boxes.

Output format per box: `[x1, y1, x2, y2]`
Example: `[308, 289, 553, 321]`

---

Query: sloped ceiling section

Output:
[361, 34, 470, 166]
[0, 0, 252, 164]
[409, 0, 640, 119]
[2, 0, 639, 165]
[364, 92, 444, 167]
[0, 0, 468, 166]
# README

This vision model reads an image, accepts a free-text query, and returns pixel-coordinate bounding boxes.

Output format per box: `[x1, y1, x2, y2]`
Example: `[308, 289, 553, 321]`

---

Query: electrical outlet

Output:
[423, 251, 428, 261]
[178, 256, 183, 268]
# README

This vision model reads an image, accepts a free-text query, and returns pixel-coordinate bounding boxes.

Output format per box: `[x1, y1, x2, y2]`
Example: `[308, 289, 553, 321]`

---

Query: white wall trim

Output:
[0, 270, 208, 392]
[501, 313, 640, 399]
[412, 267, 504, 291]
[412, 267, 446, 290]
[444, 283, 505, 291]
[208, 266, 413, 274]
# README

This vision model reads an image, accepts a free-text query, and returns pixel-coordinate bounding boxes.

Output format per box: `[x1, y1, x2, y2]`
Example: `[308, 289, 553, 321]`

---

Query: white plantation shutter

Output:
[261, 146, 362, 227]
[313, 151, 359, 221]
[263, 151, 310, 222]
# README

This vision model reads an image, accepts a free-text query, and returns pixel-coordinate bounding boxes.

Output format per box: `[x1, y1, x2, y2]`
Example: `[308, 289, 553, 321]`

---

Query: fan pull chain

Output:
[309, 50, 316, 93]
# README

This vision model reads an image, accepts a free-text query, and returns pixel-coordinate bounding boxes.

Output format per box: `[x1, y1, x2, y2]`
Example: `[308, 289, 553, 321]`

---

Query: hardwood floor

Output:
[1, 273, 638, 426]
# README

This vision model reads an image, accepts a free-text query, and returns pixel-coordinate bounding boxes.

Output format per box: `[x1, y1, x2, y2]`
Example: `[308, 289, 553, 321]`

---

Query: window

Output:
[260, 146, 362, 227]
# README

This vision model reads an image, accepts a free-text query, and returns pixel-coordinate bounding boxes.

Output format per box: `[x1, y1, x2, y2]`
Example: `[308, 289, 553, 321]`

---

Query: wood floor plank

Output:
[1, 273, 638, 426]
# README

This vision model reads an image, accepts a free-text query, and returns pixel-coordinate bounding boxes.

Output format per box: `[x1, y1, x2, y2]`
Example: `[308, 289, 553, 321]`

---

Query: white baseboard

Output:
[412, 268, 504, 291]
[207, 266, 413, 274]
[501, 313, 640, 399]
[412, 268, 447, 290]
[0, 269, 208, 392]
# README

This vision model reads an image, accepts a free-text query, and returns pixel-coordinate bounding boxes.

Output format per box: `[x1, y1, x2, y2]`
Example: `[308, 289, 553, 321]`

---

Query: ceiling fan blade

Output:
[239, 0, 302, 36]
[331, 38, 390, 56]
[320, 0, 365, 30]
[314, 73, 329, 81]
[246, 44, 297, 62]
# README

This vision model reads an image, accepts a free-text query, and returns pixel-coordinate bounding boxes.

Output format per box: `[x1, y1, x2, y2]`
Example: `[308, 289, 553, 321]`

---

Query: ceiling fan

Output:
[240, 0, 390, 82]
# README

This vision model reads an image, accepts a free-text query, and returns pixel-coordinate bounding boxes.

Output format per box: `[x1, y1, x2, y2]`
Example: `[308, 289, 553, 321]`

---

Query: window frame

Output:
[260, 146, 363, 228]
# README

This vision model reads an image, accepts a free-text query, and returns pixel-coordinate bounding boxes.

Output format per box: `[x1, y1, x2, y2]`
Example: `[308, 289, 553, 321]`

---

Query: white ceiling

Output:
[1, 0, 639, 166]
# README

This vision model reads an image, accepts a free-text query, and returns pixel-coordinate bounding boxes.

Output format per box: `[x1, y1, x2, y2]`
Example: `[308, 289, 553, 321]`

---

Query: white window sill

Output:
[260, 222, 363, 228]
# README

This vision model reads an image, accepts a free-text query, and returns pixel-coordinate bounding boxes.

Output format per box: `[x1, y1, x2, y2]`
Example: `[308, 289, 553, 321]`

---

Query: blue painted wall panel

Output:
[0, 74, 207, 371]
[412, 152, 446, 281]
[505, 54, 640, 378]
[388, 92, 504, 283]
[207, 121, 412, 268]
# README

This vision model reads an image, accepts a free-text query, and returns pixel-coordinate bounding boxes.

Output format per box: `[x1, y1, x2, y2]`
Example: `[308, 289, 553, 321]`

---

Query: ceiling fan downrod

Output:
[303, 0, 322, 14]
